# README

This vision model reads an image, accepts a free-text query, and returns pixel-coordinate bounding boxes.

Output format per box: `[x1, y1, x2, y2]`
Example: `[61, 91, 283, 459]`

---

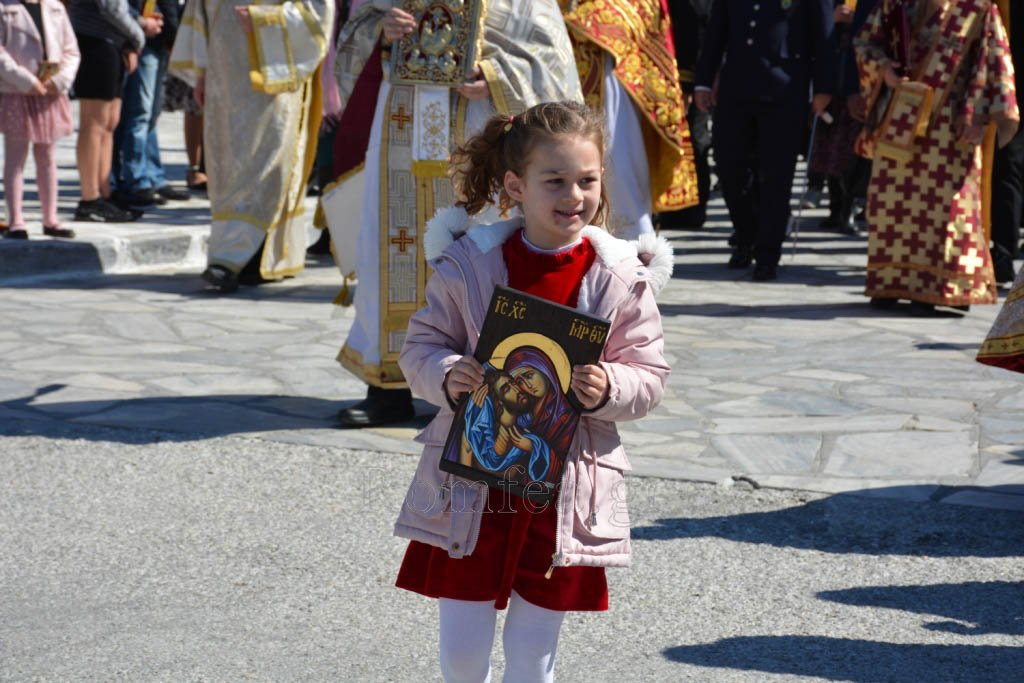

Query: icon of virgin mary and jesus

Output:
[443, 341, 579, 488]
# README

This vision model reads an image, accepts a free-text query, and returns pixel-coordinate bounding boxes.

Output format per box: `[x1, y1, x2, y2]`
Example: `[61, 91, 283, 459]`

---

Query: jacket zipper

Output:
[545, 427, 579, 579]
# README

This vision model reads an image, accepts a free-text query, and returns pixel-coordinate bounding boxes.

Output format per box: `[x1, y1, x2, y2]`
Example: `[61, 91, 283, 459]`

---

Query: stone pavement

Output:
[1, 109, 1023, 512]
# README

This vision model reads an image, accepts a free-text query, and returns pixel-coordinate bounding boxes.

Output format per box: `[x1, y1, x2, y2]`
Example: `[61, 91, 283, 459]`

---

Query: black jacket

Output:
[696, 0, 836, 104]
[128, 0, 180, 52]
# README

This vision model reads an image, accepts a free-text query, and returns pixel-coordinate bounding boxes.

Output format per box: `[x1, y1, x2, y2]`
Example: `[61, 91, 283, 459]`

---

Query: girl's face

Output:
[503, 134, 603, 250]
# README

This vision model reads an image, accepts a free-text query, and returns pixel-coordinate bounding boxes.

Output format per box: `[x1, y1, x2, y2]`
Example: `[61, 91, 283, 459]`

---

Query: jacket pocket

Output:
[402, 445, 453, 521]
[573, 449, 630, 541]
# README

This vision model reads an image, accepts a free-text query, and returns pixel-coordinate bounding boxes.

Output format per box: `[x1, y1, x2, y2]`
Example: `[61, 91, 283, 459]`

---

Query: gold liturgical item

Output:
[390, 0, 484, 87]
[875, 80, 935, 163]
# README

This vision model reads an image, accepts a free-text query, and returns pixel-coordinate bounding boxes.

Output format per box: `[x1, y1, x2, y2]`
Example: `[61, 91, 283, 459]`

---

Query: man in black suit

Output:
[992, 2, 1024, 284]
[695, 0, 835, 281]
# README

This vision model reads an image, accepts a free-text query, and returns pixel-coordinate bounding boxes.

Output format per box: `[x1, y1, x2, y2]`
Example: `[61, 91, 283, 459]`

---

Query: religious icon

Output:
[390, 0, 485, 87]
[439, 286, 610, 502]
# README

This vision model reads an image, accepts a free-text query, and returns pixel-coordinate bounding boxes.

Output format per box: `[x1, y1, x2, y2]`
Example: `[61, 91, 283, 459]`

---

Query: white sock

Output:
[439, 598, 497, 682]
[501, 592, 566, 683]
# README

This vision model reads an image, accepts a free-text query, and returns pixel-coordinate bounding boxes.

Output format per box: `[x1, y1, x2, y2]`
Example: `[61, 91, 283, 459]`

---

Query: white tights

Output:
[438, 592, 566, 683]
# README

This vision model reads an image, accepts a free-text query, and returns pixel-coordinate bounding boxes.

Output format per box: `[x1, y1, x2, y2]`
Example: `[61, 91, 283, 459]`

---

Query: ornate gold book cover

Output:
[875, 81, 935, 163]
[389, 0, 484, 87]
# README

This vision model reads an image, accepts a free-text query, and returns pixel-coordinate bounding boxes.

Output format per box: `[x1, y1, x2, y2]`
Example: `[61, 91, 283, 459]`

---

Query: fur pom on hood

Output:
[423, 206, 675, 297]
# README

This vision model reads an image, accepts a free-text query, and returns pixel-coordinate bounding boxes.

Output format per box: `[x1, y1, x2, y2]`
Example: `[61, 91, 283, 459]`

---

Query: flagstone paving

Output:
[0, 109, 1022, 512]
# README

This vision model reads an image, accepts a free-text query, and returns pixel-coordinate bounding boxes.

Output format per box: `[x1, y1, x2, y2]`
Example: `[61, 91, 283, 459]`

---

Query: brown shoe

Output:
[43, 225, 75, 239]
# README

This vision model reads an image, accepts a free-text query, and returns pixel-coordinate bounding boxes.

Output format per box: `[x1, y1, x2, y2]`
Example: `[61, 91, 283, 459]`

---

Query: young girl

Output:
[0, 0, 80, 239]
[395, 101, 673, 682]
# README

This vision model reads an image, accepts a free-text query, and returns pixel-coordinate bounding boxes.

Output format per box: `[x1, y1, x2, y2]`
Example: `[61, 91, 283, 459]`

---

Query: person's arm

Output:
[48, 5, 82, 94]
[810, 0, 836, 95]
[694, 0, 726, 90]
[586, 282, 670, 424]
[671, 0, 701, 91]
[399, 259, 472, 410]
[95, 0, 146, 51]
[477, 0, 581, 113]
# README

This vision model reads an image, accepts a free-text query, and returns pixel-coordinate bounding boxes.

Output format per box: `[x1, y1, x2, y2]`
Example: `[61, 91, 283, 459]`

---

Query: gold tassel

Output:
[332, 273, 356, 306]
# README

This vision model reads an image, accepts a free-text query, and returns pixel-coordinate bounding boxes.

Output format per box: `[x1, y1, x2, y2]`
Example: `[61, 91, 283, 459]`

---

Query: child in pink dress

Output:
[0, 0, 80, 239]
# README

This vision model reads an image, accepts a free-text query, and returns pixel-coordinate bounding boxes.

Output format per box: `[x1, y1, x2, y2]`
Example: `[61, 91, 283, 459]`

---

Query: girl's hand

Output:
[382, 8, 416, 43]
[456, 66, 490, 100]
[234, 6, 253, 34]
[29, 79, 47, 96]
[833, 5, 853, 24]
[571, 364, 609, 410]
[44, 80, 59, 96]
[446, 355, 485, 403]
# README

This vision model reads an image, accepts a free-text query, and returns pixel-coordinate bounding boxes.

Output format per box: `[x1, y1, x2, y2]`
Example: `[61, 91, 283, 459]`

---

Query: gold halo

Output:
[489, 332, 571, 393]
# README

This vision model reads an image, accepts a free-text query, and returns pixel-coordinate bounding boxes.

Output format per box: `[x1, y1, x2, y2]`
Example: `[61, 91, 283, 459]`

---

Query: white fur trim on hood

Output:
[423, 206, 675, 296]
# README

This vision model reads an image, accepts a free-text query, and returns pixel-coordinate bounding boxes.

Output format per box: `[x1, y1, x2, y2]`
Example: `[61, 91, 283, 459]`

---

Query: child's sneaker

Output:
[74, 198, 141, 223]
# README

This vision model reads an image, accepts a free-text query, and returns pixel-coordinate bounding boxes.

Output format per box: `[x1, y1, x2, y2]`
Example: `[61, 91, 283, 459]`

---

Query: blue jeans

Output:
[112, 46, 168, 192]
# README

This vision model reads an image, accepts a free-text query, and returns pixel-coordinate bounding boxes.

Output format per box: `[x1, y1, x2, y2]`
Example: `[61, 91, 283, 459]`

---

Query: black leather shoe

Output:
[752, 262, 778, 281]
[113, 188, 165, 207]
[908, 301, 937, 317]
[869, 297, 898, 309]
[994, 250, 1016, 284]
[337, 387, 415, 428]
[727, 248, 752, 269]
[201, 265, 239, 293]
[156, 184, 192, 201]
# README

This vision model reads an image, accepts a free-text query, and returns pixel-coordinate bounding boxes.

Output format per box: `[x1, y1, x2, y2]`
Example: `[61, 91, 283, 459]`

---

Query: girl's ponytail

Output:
[450, 116, 513, 216]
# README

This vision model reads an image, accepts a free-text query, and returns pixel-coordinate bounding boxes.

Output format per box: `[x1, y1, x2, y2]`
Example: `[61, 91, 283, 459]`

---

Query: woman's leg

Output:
[32, 142, 59, 227]
[501, 592, 565, 683]
[184, 110, 206, 187]
[98, 99, 121, 199]
[439, 598, 497, 683]
[4, 134, 30, 228]
[76, 98, 108, 201]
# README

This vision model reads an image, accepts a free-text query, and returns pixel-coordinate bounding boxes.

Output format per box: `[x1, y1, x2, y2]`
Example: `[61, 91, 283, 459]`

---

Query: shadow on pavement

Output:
[662, 635, 1024, 682]
[632, 488, 1024, 557]
[658, 301, 897, 319]
[1, 384, 436, 442]
[818, 581, 1024, 636]
[5, 269, 341, 303]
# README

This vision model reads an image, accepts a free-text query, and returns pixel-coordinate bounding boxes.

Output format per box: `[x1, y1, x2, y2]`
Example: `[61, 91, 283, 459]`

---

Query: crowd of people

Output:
[0, 0, 199, 239]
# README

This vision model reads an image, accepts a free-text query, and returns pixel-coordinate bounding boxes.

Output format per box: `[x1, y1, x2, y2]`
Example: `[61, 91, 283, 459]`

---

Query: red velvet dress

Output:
[396, 230, 608, 611]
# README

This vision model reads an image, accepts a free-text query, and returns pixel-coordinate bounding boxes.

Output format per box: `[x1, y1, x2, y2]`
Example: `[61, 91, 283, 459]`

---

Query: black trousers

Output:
[713, 97, 806, 266]
[992, 124, 1024, 260]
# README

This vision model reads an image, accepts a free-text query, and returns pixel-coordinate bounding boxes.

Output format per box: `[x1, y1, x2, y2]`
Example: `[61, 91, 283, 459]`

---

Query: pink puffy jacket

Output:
[0, 0, 80, 95]
[395, 210, 673, 573]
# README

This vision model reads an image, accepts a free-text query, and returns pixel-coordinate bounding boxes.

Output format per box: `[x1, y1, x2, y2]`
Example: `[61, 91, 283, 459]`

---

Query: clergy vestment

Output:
[561, 0, 699, 238]
[169, 1, 333, 278]
[855, 0, 1018, 306]
[978, 266, 1024, 372]
[333, 0, 582, 388]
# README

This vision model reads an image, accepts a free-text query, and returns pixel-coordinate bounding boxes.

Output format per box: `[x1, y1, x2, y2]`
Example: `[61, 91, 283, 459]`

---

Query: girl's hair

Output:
[451, 101, 610, 225]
